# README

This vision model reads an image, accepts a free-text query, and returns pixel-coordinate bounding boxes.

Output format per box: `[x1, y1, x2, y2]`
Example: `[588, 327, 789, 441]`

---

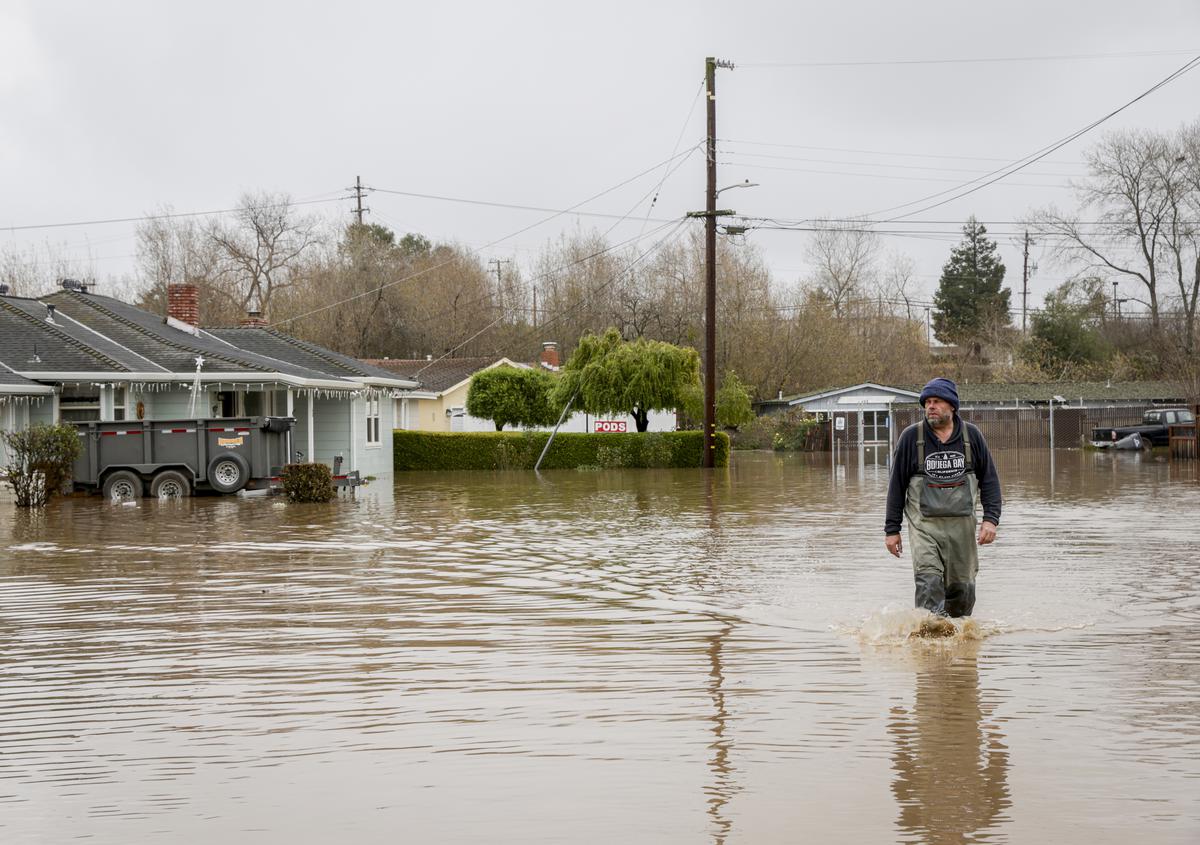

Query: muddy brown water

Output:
[1, 449, 1197, 844]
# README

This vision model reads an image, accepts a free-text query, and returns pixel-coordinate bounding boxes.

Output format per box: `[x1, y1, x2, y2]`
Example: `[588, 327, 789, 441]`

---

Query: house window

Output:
[60, 385, 101, 422]
[366, 397, 381, 445]
[862, 410, 889, 442]
[112, 386, 127, 421]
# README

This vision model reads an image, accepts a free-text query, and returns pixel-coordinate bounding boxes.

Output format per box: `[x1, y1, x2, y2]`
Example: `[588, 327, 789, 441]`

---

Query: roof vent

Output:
[45, 303, 57, 324]
[0, 283, 9, 295]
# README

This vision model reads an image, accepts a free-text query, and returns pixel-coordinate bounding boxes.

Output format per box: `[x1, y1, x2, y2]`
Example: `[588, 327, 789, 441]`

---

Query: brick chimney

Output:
[239, 309, 269, 327]
[167, 283, 199, 326]
[540, 341, 559, 369]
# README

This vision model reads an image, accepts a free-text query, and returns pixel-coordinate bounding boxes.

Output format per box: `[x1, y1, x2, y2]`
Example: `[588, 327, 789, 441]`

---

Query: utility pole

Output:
[349, 175, 369, 225]
[487, 258, 510, 287]
[1022, 231, 1030, 334]
[701, 57, 735, 468]
[704, 56, 718, 469]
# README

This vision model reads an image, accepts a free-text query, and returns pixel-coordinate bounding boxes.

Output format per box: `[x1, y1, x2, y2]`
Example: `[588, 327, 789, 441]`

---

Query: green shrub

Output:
[731, 409, 824, 451]
[1, 423, 84, 508]
[280, 462, 336, 502]
[393, 430, 730, 471]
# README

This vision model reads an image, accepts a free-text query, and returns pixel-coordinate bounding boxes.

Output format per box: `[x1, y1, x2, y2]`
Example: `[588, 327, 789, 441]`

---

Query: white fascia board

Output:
[396, 389, 439, 399]
[0, 383, 54, 395]
[359, 376, 420, 389]
[17, 371, 360, 390]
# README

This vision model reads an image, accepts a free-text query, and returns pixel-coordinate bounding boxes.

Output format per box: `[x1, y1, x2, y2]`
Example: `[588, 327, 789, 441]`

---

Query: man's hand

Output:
[977, 521, 997, 546]
[885, 534, 903, 558]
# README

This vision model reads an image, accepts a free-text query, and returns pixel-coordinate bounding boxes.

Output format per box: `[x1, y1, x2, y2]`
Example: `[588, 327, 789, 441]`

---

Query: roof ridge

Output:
[259, 327, 371, 376]
[1, 299, 128, 371]
[51, 291, 273, 373]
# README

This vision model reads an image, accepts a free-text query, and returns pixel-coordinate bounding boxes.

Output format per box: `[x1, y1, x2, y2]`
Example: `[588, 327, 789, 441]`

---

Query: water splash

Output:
[849, 606, 988, 645]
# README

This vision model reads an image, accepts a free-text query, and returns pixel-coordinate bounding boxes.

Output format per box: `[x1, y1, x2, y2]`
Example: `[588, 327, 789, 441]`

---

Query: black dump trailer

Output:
[73, 416, 295, 499]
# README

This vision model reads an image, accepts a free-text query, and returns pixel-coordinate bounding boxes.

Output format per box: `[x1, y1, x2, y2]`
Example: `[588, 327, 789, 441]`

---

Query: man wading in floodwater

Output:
[885, 378, 1001, 617]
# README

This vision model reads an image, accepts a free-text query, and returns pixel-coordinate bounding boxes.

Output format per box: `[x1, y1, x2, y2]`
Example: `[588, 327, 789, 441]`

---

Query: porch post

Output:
[285, 388, 294, 464]
[306, 392, 315, 463]
[349, 394, 358, 473]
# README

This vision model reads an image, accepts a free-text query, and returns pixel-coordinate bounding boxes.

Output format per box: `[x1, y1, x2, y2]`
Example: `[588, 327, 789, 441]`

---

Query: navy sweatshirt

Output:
[884, 416, 1002, 535]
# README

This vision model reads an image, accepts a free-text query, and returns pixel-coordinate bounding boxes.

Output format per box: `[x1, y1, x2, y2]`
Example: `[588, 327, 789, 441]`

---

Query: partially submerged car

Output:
[1090, 408, 1195, 449]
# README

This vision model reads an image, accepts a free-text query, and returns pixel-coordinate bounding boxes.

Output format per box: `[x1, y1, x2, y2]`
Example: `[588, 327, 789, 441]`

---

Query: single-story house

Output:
[0, 281, 416, 476]
[756, 380, 1191, 449]
[364, 342, 676, 433]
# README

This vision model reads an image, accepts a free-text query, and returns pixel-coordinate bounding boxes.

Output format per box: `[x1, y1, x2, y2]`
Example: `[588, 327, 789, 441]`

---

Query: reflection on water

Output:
[889, 641, 1011, 845]
[0, 449, 1197, 843]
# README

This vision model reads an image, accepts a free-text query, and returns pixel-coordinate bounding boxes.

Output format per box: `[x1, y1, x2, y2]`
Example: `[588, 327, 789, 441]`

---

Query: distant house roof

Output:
[759, 380, 1191, 411]
[362, 357, 527, 394]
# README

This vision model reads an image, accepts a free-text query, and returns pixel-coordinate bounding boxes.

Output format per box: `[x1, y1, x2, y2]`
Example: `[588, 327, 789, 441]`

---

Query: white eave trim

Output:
[359, 376, 420, 389]
[0, 383, 54, 395]
[16, 371, 364, 391]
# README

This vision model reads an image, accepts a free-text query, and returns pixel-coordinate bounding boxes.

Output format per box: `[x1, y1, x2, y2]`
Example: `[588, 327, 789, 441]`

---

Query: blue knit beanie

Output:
[919, 377, 960, 411]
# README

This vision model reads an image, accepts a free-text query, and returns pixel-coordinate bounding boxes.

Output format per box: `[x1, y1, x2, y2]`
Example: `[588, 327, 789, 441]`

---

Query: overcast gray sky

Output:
[2, 0, 1198, 318]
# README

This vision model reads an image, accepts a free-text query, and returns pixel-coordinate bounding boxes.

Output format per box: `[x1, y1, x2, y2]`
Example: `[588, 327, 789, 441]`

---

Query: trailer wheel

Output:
[150, 470, 192, 499]
[102, 470, 143, 501]
[208, 453, 250, 494]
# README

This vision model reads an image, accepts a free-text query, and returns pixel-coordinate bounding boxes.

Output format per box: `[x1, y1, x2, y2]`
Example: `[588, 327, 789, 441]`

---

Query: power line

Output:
[865, 53, 1200, 221]
[718, 138, 1085, 166]
[1, 196, 351, 234]
[738, 49, 1200, 69]
[718, 148, 1084, 177]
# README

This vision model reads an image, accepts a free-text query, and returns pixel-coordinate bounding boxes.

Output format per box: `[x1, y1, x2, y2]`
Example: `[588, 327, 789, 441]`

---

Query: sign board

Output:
[834, 416, 846, 432]
[594, 420, 627, 433]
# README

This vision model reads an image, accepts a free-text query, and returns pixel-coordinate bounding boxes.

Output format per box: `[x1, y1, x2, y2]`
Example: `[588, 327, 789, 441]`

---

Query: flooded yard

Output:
[1, 449, 1198, 843]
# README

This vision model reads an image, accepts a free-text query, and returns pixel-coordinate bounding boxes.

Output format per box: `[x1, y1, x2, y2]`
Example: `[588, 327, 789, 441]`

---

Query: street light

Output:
[1049, 395, 1066, 452]
[716, 180, 759, 196]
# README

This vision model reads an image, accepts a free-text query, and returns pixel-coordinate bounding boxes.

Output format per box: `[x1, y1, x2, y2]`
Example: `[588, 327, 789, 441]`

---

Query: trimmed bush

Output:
[280, 462, 336, 502]
[2, 423, 83, 508]
[393, 430, 730, 471]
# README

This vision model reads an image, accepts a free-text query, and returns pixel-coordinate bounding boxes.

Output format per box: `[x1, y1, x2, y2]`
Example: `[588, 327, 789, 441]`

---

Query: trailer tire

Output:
[150, 470, 192, 499]
[208, 453, 250, 494]
[102, 470, 143, 501]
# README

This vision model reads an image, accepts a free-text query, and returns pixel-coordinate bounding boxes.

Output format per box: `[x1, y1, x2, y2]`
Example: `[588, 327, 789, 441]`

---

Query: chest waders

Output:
[905, 421, 978, 617]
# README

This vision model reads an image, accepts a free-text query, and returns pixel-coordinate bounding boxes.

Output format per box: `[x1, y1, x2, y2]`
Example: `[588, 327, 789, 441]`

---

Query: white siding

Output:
[356, 395, 394, 477]
[146, 386, 209, 420]
[312, 396, 351, 470]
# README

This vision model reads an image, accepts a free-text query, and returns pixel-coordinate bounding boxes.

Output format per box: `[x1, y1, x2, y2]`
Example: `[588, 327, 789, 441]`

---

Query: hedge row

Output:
[393, 430, 730, 471]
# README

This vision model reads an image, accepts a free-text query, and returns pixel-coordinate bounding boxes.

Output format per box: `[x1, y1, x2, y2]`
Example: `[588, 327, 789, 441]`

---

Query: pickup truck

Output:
[1090, 407, 1196, 449]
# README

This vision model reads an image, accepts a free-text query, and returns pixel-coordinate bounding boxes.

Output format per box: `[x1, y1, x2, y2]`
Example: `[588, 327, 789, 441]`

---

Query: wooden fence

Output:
[889, 404, 1149, 450]
[1167, 402, 1200, 460]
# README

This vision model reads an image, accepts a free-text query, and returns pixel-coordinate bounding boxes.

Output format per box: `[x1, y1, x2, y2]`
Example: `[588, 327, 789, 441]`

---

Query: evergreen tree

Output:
[932, 217, 1012, 349]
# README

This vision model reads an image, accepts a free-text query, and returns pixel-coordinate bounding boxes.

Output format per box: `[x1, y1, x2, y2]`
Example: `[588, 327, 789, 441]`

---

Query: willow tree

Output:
[552, 328, 700, 432]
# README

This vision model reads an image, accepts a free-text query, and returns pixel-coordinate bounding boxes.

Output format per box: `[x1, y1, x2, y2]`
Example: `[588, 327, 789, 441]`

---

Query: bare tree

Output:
[134, 207, 225, 320]
[805, 218, 879, 318]
[208, 191, 321, 319]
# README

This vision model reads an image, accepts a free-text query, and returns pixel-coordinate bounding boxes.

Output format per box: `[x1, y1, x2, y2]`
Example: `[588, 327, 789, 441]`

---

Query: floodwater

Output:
[1, 449, 1198, 844]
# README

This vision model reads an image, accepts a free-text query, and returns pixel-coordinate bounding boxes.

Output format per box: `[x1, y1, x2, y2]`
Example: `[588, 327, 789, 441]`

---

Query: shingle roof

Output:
[0, 367, 52, 392]
[209, 328, 415, 384]
[0, 298, 128, 373]
[767, 380, 1190, 406]
[362, 357, 512, 393]
[42, 291, 351, 381]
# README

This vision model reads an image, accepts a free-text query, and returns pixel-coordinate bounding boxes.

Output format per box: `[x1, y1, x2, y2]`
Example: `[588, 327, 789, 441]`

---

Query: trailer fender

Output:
[207, 453, 250, 494]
